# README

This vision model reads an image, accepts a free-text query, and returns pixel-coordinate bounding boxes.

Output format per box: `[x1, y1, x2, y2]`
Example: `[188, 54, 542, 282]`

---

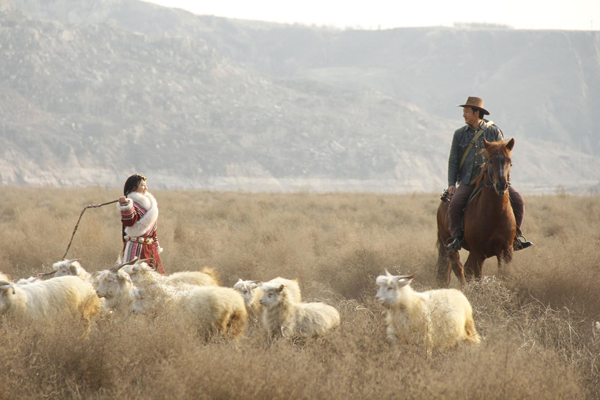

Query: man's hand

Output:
[118, 196, 128, 205]
[448, 186, 456, 196]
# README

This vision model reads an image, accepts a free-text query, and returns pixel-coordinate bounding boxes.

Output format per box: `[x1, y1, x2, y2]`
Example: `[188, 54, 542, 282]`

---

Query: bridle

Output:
[484, 154, 512, 193]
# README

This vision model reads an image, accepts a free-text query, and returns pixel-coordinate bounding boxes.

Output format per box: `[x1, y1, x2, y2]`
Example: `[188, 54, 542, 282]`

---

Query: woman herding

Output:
[118, 174, 165, 274]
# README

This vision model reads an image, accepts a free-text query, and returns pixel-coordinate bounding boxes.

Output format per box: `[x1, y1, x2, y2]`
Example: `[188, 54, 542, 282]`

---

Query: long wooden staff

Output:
[61, 199, 120, 260]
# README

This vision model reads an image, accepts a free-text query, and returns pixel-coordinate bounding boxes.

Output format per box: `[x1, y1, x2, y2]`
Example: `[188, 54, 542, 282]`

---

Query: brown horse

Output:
[436, 138, 517, 287]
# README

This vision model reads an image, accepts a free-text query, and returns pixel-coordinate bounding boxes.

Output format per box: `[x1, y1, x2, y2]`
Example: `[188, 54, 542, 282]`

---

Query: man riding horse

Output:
[446, 97, 533, 252]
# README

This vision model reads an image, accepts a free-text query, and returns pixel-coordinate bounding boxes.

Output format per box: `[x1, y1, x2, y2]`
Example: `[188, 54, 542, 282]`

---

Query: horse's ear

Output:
[506, 138, 515, 151]
[483, 138, 491, 149]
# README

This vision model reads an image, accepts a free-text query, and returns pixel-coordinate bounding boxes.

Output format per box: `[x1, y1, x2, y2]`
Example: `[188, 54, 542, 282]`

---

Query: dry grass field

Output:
[0, 187, 599, 399]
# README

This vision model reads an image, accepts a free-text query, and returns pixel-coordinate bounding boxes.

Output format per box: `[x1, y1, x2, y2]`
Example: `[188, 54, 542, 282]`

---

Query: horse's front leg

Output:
[464, 253, 486, 282]
[497, 246, 513, 280]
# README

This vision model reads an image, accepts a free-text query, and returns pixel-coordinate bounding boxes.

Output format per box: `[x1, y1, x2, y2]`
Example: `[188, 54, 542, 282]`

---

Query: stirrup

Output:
[446, 236, 463, 251]
[513, 235, 533, 251]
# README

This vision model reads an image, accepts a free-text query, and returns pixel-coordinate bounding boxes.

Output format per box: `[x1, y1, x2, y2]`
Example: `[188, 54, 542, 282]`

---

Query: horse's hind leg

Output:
[436, 237, 465, 287]
[449, 251, 466, 285]
[436, 238, 452, 287]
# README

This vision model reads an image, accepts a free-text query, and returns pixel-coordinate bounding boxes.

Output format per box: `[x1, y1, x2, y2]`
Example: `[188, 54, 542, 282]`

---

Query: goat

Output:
[375, 270, 480, 356]
[0, 276, 100, 331]
[234, 277, 301, 319]
[260, 281, 339, 342]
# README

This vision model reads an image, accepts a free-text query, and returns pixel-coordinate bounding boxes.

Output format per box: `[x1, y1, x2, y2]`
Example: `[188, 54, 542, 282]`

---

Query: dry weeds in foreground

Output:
[0, 187, 598, 399]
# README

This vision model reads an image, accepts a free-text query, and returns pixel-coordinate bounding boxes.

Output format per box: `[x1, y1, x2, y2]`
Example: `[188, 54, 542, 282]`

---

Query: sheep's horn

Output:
[37, 270, 58, 277]
[385, 269, 392, 276]
[65, 258, 80, 264]
[399, 272, 417, 280]
[134, 258, 153, 265]
[110, 257, 139, 272]
[0, 282, 15, 294]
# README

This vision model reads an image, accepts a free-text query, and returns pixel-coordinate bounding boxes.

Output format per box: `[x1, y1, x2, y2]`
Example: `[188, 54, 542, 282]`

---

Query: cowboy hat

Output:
[457, 96, 489, 115]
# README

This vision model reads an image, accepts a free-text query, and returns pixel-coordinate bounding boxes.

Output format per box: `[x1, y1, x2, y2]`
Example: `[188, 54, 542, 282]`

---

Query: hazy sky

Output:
[145, 0, 599, 31]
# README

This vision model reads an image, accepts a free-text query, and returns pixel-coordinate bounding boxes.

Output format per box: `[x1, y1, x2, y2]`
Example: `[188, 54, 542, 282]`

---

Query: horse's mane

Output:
[470, 140, 513, 188]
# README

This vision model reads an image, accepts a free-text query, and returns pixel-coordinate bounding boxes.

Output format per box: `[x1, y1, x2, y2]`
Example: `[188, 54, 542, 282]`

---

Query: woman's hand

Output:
[118, 196, 128, 205]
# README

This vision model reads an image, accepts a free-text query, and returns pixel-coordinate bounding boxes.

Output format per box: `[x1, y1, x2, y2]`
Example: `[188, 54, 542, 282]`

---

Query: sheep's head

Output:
[16, 276, 39, 285]
[53, 259, 82, 278]
[95, 270, 132, 307]
[259, 282, 286, 308]
[0, 281, 16, 313]
[121, 259, 155, 284]
[234, 279, 262, 306]
[375, 270, 416, 308]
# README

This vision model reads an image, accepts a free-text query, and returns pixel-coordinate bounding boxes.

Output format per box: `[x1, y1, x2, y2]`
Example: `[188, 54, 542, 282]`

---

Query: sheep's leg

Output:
[215, 311, 231, 334]
[464, 316, 481, 343]
[226, 310, 247, 338]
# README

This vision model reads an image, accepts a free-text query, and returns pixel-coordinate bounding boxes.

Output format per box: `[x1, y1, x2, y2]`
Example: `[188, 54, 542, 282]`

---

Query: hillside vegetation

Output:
[0, 187, 598, 398]
[2, 0, 600, 191]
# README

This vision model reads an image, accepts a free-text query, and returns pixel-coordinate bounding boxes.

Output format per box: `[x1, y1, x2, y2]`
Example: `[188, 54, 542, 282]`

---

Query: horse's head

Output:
[483, 138, 514, 196]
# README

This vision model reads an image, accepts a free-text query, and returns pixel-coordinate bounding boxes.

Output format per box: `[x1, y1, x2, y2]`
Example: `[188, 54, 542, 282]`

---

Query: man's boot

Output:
[513, 231, 533, 251]
[446, 235, 464, 251]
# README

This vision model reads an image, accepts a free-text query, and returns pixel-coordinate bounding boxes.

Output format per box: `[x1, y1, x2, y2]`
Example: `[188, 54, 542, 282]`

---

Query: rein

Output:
[467, 160, 510, 205]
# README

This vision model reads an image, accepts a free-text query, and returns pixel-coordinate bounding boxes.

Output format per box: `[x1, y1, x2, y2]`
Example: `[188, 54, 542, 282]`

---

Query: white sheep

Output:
[375, 270, 480, 356]
[259, 281, 339, 342]
[0, 276, 100, 331]
[121, 260, 219, 288]
[16, 276, 40, 285]
[95, 265, 247, 338]
[94, 269, 144, 315]
[53, 259, 92, 282]
[234, 277, 302, 319]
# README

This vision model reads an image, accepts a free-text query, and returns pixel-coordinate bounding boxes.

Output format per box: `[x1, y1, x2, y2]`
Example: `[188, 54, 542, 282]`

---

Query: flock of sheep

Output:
[0, 259, 481, 354]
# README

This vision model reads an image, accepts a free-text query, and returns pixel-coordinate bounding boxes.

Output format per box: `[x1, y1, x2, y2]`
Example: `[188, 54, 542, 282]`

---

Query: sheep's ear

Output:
[277, 284, 285, 293]
[236, 278, 243, 283]
[251, 281, 261, 289]
[69, 264, 79, 275]
[393, 274, 413, 285]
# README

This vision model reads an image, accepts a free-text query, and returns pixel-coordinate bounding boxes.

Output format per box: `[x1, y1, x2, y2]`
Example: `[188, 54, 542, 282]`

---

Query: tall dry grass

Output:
[0, 187, 598, 399]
